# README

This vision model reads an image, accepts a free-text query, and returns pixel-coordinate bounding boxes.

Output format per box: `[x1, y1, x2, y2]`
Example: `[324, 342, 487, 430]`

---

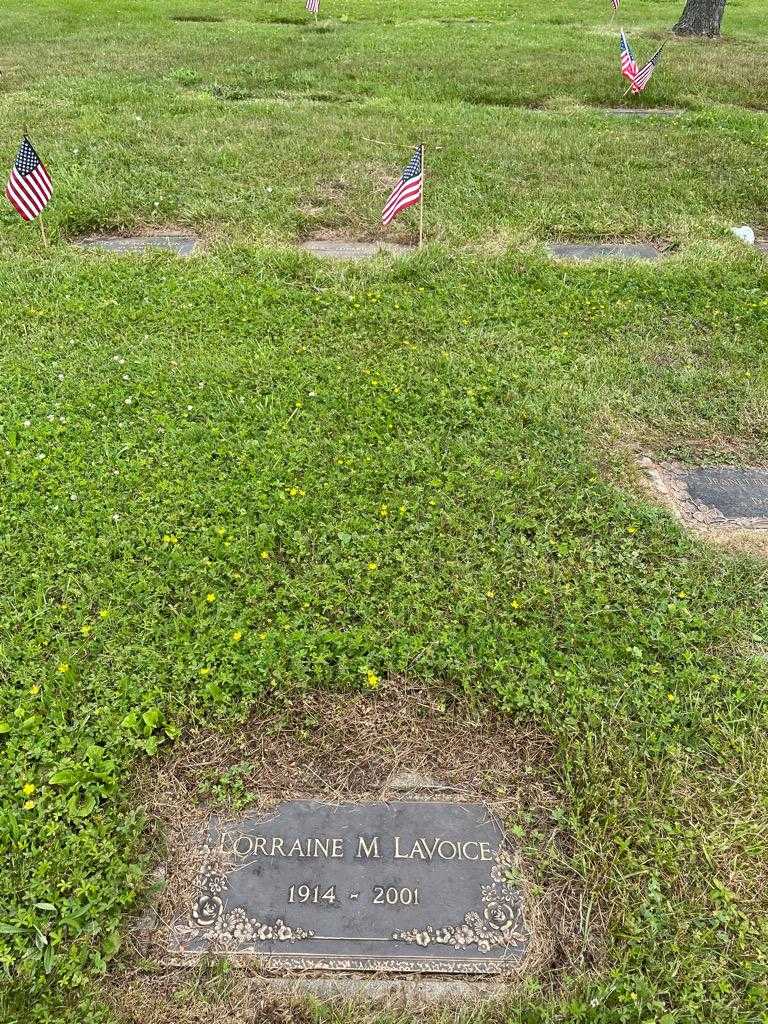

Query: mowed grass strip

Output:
[0, 0, 766, 246]
[1, 0, 768, 1021]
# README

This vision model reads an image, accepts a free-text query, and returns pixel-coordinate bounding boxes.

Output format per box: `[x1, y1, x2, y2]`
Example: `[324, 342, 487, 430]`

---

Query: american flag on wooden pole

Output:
[611, 0, 620, 11]
[630, 44, 664, 94]
[619, 30, 638, 85]
[382, 145, 424, 243]
[5, 137, 52, 236]
[306, 0, 319, 16]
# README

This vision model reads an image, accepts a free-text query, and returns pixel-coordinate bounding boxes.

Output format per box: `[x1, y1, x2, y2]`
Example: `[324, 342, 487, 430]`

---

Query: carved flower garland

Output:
[392, 851, 528, 953]
[181, 846, 314, 949]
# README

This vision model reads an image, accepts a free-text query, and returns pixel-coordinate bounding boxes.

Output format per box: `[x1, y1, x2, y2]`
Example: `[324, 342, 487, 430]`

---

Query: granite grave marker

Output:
[300, 240, 415, 262]
[547, 242, 660, 262]
[170, 800, 529, 974]
[604, 107, 682, 118]
[75, 234, 198, 257]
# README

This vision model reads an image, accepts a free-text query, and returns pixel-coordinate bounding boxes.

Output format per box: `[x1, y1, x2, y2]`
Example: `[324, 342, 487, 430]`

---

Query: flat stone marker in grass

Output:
[548, 242, 660, 262]
[75, 234, 198, 257]
[641, 459, 768, 551]
[676, 465, 768, 525]
[170, 14, 223, 22]
[169, 799, 529, 973]
[604, 107, 683, 118]
[300, 239, 415, 261]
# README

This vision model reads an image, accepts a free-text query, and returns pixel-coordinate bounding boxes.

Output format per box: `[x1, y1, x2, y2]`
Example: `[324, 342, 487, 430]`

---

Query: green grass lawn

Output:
[1, 1, 768, 1022]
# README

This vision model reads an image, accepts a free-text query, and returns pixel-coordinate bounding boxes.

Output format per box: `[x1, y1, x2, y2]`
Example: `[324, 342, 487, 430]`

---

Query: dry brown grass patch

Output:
[103, 683, 602, 1022]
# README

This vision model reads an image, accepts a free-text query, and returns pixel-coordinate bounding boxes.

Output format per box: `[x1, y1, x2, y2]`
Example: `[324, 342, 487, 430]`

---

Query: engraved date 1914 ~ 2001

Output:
[287, 883, 420, 906]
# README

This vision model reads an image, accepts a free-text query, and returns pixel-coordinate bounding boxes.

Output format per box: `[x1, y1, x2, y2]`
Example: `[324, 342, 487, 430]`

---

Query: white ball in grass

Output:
[730, 225, 755, 246]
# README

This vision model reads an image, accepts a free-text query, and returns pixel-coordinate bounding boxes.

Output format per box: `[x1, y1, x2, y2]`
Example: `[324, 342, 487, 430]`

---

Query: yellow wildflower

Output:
[206, 593, 216, 603]
[23, 800, 36, 810]
[22, 783, 35, 797]
[231, 631, 242, 643]
[57, 662, 69, 674]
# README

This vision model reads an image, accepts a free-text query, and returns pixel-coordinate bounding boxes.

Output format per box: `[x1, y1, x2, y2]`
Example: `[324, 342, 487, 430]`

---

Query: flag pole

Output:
[418, 143, 425, 248]
[37, 213, 49, 248]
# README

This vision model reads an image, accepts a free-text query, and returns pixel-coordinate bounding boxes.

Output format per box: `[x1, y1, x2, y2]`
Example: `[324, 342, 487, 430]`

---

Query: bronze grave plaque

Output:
[170, 800, 529, 974]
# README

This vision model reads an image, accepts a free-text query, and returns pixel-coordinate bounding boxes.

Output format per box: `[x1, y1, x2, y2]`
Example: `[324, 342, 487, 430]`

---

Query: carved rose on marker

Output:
[392, 849, 528, 953]
[483, 901, 513, 930]
[192, 895, 223, 928]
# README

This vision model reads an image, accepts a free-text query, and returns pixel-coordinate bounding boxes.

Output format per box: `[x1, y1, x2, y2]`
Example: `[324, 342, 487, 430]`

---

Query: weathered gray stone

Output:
[548, 242, 660, 262]
[640, 457, 768, 535]
[677, 465, 768, 523]
[75, 234, 198, 256]
[168, 799, 528, 974]
[300, 239, 415, 261]
[604, 107, 683, 118]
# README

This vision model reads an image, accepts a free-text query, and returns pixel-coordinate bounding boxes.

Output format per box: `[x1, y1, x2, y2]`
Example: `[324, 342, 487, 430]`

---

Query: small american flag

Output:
[631, 44, 664, 94]
[611, 0, 620, 10]
[5, 137, 52, 222]
[619, 30, 638, 84]
[306, 0, 319, 13]
[382, 145, 423, 227]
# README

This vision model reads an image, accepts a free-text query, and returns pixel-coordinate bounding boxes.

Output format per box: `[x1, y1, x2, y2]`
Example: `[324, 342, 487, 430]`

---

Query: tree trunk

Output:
[673, 0, 726, 37]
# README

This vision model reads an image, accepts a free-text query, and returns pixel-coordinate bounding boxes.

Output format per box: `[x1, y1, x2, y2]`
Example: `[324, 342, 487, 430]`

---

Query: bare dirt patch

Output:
[104, 684, 599, 1020]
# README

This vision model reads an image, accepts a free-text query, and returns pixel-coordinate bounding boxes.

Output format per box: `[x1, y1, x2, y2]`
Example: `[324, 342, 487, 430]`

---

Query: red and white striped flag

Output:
[631, 44, 664, 94]
[306, 0, 319, 13]
[382, 145, 423, 227]
[5, 137, 52, 222]
[619, 30, 638, 84]
[611, 0, 620, 10]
